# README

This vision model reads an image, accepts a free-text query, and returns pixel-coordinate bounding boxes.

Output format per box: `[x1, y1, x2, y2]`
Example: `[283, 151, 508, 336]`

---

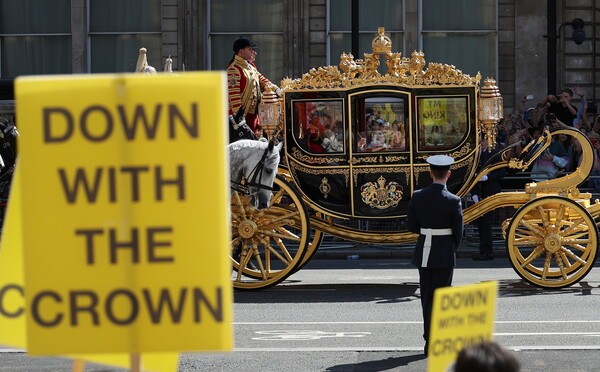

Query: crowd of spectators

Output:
[495, 87, 600, 191]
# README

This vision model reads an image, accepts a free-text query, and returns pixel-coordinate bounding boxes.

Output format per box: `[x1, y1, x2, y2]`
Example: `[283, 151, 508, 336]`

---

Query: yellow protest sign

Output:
[427, 281, 498, 372]
[0, 168, 180, 371]
[0, 169, 26, 349]
[15, 72, 233, 355]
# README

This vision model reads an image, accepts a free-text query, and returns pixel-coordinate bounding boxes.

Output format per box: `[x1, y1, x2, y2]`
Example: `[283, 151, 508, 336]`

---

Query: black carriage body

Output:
[284, 85, 479, 219]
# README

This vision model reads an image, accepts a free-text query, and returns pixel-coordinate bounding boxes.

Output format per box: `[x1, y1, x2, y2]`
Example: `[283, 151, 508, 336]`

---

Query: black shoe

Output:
[473, 255, 494, 261]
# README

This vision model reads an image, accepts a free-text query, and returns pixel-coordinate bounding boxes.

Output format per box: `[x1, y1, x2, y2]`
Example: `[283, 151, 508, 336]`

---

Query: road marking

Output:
[252, 330, 371, 340]
[4, 346, 600, 354]
[233, 345, 600, 352]
[0, 349, 24, 353]
[236, 321, 421, 325]
[3, 345, 600, 354]
[234, 320, 600, 325]
[495, 332, 600, 336]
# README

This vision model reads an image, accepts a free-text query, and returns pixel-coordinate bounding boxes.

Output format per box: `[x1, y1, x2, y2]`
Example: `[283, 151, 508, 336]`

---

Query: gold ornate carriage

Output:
[231, 28, 598, 290]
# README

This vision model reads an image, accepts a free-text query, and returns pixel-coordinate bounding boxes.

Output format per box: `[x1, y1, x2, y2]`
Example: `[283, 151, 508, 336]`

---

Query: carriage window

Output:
[355, 97, 406, 152]
[293, 100, 344, 153]
[417, 97, 468, 150]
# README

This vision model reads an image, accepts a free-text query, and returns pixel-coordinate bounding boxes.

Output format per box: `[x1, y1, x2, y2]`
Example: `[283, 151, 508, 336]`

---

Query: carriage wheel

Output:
[506, 196, 598, 288]
[291, 212, 328, 273]
[230, 175, 310, 290]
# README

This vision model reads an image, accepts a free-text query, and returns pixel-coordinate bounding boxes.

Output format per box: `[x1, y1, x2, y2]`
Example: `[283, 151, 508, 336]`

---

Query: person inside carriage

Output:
[359, 105, 406, 152]
[298, 103, 344, 153]
[321, 120, 343, 152]
[303, 109, 327, 152]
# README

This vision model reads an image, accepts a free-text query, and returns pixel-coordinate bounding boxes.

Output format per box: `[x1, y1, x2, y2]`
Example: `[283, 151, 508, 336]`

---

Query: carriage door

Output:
[349, 90, 412, 218]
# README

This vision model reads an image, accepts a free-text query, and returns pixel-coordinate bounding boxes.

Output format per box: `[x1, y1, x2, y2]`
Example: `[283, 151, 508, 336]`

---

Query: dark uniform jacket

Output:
[475, 147, 505, 198]
[407, 183, 463, 268]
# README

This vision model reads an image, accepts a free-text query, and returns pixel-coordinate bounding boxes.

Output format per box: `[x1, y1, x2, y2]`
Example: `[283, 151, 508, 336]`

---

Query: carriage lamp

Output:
[258, 85, 282, 139]
[479, 78, 504, 148]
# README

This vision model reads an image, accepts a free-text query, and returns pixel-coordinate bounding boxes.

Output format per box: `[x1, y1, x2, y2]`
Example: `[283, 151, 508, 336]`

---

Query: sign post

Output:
[16, 72, 233, 355]
[427, 281, 498, 372]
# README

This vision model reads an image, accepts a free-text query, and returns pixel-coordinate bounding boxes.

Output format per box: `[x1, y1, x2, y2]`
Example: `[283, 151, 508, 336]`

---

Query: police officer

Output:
[406, 155, 463, 356]
[227, 36, 278, 133]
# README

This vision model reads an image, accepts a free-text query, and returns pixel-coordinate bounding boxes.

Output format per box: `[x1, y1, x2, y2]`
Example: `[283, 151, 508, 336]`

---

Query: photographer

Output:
[545, 112, 568, 129]
[548, 88, 578, 126]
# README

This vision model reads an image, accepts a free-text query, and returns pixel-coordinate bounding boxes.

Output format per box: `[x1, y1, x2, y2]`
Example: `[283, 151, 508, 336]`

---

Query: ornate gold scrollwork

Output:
[319, 177, 332, 199]
[280, 28, 480, 91]
[449, 143, 474, 159]
[415, 144, 473, 162]
[352, 155, 408, 164]
[352, 167, 410, 185]
[413, 158, 473, 180]
[351, 156, 380, 164]
[360, 176, 403, 210]
[289, 161, 350, 186]
[384, 155, 408, 162]
[292, 147, 345, 164]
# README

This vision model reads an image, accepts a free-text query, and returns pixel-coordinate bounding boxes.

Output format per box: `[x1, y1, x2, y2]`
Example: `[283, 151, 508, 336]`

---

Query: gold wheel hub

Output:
[543, 233, 562, 253]
[238, 220, 258, 239]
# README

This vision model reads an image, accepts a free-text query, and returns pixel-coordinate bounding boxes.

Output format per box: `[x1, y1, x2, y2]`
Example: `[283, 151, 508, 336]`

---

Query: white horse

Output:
[228, 138, 283, 210]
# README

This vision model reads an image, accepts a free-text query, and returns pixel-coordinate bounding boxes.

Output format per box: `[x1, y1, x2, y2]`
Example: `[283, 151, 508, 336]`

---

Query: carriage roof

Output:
[280, 27, 482, 92]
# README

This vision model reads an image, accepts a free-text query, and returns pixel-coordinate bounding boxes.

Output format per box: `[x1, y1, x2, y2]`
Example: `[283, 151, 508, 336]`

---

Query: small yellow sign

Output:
[15, 72, 233, 355]
[427, 281, 498, 372]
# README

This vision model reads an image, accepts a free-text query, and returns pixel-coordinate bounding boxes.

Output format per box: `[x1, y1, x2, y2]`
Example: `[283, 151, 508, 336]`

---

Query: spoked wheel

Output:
[506, 196, 598, 288]
[231, 175, 310, 290]
[291, 212, 328, 273]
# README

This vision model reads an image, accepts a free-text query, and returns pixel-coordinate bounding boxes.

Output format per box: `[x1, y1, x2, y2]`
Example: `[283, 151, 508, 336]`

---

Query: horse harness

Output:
[230, 147, 275, 196]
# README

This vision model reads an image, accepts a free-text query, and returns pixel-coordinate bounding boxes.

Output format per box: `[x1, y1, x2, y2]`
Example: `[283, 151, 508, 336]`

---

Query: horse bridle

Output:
[230, 147, 275, 197]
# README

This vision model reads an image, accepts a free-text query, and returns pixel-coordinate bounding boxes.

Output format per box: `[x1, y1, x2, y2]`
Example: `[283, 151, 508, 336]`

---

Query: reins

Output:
[230, 147, 275, 196]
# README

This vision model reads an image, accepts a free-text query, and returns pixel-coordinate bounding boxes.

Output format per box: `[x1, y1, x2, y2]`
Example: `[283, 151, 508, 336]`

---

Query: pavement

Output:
[313, 236, 505, 260]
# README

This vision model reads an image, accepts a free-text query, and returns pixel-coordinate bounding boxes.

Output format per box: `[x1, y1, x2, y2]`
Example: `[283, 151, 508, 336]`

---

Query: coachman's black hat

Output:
[233, 37, 258, 52]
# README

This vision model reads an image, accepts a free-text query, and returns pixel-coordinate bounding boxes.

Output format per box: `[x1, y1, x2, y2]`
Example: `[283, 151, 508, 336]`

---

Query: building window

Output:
[89, 0, 162, 73]
[328, 0, 404, 66]
[209, 0, 283, 83]
[422, 0, 497, 79]
[0, 0, 72, 78]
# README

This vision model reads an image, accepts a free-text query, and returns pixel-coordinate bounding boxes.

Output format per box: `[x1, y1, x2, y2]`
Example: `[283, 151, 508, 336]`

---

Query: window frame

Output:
[86, 0, 162, 73]
[326, 0, 405, 67]
[206, 0, 285, 82]
[0, 0, 72, 78]
[291, 98, 346, 155]
[419, 0, 499, 79]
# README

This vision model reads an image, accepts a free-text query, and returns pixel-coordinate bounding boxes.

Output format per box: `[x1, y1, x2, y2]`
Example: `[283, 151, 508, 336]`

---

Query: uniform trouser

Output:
[476, 210, 494, 257]
[245, 113, 259, 132]
[418, 267, 454, 342]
